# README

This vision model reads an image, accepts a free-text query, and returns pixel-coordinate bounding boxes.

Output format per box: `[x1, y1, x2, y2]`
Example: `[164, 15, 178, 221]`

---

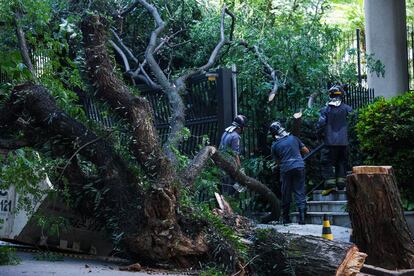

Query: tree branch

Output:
[129, 29, 184, 88]
[181, 146, 217, 186]
[14, 11, 35, 78]
[307, 92, 318, 108]
[109, 40, 131, 72]
[175, 6, 235, 90]
[182, 146, 281, 223]
[120, 2, 235, 165]
[110, 29, 139, 64]
[134, 0, 186, 164]
[238, 40, 280, 102]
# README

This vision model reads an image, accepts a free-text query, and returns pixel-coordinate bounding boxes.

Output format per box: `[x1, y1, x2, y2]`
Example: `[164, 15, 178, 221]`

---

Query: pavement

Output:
[0, 251, 188, 276]
[256, 223, 352, 242]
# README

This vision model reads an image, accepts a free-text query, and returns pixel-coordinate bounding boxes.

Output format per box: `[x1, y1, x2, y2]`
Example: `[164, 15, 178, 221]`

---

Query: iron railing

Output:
[332, 29, 367, 87]
[407, 25, 414, 91]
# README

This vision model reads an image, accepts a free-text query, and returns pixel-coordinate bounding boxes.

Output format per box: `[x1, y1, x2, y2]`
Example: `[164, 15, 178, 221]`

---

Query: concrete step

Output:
[312, 189, 347, 201]
[290, 211, 351, 227]
[307, 201, 347, 212]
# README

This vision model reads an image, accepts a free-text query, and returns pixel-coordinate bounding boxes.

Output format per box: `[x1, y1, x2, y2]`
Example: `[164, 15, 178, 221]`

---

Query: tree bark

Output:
[347, 166, 414, 269]
[250, 230, 366, 275]
[81, 14, 175, 188]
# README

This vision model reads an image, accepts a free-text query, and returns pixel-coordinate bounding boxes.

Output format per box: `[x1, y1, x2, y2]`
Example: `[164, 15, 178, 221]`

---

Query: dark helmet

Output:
[328, 85, 345, 98]
[233, 115, 248, 128]
[269, 121, 289, 138]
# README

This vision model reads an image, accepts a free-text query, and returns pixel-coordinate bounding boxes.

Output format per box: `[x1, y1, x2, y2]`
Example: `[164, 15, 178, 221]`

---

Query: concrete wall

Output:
[364, 0, 409, 98]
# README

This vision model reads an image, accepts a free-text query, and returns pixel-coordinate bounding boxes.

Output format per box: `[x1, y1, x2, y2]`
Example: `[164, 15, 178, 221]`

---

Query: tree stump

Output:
[347, 166, 414, 269]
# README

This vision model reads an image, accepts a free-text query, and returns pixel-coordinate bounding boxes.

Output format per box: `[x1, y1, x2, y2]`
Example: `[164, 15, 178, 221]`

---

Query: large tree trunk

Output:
[81, 15, 175, 187]
[250, 229, 366, 275]
[347, 166, 414, 269]
[81, 14, 210, 264]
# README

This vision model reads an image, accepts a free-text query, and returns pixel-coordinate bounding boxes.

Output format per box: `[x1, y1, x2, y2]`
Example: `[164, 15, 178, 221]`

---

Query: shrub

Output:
[0, 246, 20, 265]
[356, 92, 414, 203]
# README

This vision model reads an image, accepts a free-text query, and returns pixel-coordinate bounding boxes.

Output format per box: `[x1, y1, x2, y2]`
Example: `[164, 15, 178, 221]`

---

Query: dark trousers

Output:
[281, 168, 306, 215]
[320, 146, 348, 189]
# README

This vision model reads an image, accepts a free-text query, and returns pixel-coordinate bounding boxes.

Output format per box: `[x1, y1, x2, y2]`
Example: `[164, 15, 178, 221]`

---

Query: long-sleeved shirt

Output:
[317, 102, 353, 146]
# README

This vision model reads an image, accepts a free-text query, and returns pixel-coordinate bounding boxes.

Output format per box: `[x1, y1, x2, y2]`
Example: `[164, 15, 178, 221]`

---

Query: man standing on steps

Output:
[270, 121, 309, 225]
[317, 85, 353, 196]
[219, 115, 248, 195]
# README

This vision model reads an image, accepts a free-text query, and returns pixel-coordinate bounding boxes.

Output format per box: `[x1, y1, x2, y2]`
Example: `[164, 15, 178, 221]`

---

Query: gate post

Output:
[216, 68, 235, 144]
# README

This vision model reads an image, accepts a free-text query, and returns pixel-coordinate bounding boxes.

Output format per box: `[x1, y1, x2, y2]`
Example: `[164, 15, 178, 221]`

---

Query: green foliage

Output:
[193, 161, 221, 206]
[0, 149, 62, 214]
[0, 51, 32, 82]
[356, 92, 414, 205]
[0, 246, 20, 265]
[325, 0, 364, 32]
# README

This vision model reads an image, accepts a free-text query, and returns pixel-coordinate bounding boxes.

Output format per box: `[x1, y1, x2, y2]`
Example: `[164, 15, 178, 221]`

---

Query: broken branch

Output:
[182, 146, 280, 223]
[238, 40, 280, 102]
[175, 6, 235, 90]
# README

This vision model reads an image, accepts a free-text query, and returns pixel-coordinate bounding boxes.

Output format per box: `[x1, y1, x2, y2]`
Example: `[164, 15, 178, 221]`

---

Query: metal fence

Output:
[141, 75, 220, 154]
[407, 25, 414, 91]
[237, 81, 375, 159]
[332, 29, 367, 87]
[83, 74, 221, 156]
[343, 85, 375, 109]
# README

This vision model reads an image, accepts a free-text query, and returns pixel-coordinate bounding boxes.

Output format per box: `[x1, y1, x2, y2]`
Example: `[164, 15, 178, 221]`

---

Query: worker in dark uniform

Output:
[219, 115, 248, 194]
[317, 85, 353, 196]
[270, 121, 309, 224]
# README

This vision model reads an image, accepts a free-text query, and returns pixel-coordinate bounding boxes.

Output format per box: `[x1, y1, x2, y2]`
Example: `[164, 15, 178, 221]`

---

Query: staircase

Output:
[291, 190, 351, 227]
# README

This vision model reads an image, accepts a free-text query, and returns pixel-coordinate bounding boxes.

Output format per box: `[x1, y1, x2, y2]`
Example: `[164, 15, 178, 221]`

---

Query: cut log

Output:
[250, 230, 366, 275]
[347, 166, 414, 269]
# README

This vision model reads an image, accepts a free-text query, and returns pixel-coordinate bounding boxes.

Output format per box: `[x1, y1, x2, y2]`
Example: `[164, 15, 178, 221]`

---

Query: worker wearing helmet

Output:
[317, 85, 353, 196]
[270, 121, 309, 224]
[219, 115, 248, 194]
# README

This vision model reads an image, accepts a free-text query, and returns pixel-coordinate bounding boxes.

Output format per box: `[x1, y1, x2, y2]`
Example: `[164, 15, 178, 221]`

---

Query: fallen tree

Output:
[0, 0, 367, 274]
[0, 82, 368, 274]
